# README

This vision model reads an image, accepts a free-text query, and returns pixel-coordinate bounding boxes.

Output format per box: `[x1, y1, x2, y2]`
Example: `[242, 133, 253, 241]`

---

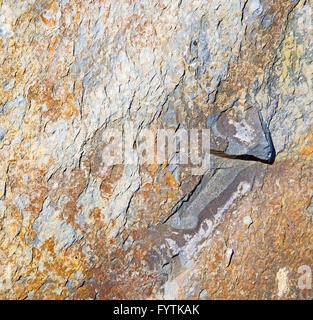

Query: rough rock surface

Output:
[0, 0, 312, 299]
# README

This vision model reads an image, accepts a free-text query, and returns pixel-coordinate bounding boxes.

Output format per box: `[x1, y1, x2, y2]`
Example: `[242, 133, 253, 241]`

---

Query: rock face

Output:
[0, 0, 312, 299]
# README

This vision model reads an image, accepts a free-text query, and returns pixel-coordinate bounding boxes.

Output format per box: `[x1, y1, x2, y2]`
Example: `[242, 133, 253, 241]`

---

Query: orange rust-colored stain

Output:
[100, 182, 113, 200]
[165, 172, 179, 189]
[141, 183, 152, 199]
[110, 219, 116, 228]
[81, 3, 87, 16]
[42, 237, 56, 254]
[28, 81, 80, 122]
[75, 9, 81, 23]
[168, 191, 176, 199]
[99, 165, 123, 200]
[93, 208, 101, 221]
[40, 14, 56, 27]
[52, 35, 58, 44]
[153, 184, 160, 192]
[146, 164, 158, 178]
[61, 94, 80, 119]
[48, 35, 58, 52]
[161, 160, 168, 170]
[298, 132, 313, 160]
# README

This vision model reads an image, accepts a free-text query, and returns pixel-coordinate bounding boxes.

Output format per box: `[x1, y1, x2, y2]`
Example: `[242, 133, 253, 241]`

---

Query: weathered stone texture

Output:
[0, 0, 312, 299]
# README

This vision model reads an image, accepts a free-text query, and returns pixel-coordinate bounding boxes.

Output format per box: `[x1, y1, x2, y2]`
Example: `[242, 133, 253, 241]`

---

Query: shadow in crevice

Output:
[209, 147, 276, 165]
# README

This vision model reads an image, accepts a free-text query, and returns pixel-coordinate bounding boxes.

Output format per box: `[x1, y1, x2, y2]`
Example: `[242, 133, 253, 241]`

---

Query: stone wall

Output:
[0, 0, 312, 299]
